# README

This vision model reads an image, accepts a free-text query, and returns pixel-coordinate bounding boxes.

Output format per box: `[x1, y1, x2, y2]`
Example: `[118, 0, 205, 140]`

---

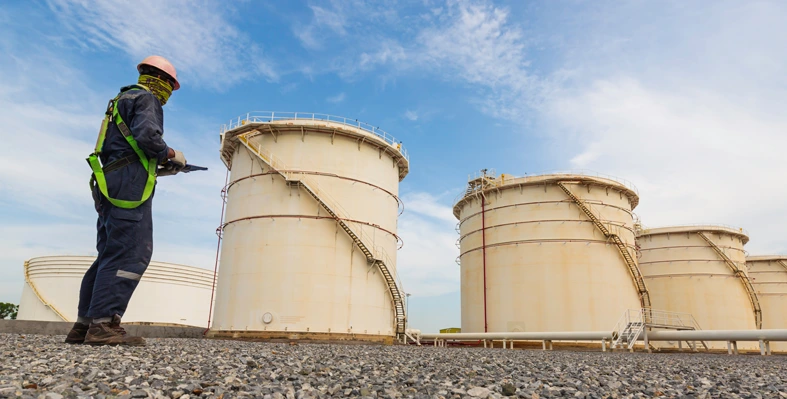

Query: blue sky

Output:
[2, 1, 786, 333]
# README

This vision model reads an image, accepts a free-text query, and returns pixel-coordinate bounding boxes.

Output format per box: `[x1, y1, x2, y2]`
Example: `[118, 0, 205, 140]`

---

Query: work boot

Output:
[84, 315, 145, 346]
[64, 322, 89, 344]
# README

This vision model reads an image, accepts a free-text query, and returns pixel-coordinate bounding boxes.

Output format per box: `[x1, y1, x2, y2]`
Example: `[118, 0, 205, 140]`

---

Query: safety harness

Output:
[87, 85, 157, 209]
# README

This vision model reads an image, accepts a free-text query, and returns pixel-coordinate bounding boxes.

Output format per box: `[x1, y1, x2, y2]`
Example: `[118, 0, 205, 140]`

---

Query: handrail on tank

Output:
[638, 223, 749, 237]
[455, 169, 639, 206]
[220, 111, 409, 162]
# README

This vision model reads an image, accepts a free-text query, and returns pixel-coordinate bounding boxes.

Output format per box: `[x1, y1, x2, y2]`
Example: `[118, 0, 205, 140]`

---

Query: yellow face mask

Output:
[138, 74, 173, 106]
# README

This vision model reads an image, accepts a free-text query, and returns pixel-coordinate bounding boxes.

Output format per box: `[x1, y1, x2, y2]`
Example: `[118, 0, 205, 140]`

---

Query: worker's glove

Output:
[157, 163, 180, 177]
[170, 149, 187, 170]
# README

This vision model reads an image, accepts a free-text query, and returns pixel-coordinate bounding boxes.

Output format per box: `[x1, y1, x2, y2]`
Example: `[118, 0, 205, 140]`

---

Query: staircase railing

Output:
[236, 132, 407, 335]
[556, 182, 651, 308]
[697, 232, 762, 329]
[612, 309, 644, 349]
[612, 309, 709, 350]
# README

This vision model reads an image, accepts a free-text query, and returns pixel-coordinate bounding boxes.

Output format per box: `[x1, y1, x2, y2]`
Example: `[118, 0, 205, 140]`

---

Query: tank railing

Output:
[237, 132, 405, 293]
[642, 309, 704, 330]
[638, 224, 749, 237]
[221, 111, 409, 162]
[455, 169, 639, 205]
[530, 170, 639, 194]
[466, 169, 498, 182]
[463, 169, 638, 194]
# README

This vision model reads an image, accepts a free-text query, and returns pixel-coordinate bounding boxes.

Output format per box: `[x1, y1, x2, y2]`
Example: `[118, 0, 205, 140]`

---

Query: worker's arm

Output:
[126, 92, 173, 165]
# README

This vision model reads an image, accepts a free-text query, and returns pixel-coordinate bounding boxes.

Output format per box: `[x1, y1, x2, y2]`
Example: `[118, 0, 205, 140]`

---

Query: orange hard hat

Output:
[137, 55, 180, 90]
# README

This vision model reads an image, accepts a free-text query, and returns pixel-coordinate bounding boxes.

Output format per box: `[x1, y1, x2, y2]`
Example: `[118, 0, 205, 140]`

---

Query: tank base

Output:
[206, 329, 395, 345]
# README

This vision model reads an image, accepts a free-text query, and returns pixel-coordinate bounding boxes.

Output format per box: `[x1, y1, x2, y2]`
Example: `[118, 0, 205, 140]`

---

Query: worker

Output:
[65, 56, 187, 346]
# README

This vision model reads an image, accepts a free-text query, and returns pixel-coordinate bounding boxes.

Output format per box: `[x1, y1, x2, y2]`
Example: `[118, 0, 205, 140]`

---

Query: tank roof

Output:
[218, 112, 409, 180]
[453, 172, 640, 218]
[638, 225, 749, 244]
[746, 255, 787, 262]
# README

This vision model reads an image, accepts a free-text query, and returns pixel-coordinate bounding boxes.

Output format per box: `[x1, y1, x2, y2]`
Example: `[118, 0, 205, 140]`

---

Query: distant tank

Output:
[637, 225, 759, 350]
[454, 171, 647, 333]
[17, 256, 214, 327]
[747, 255, 787, 352]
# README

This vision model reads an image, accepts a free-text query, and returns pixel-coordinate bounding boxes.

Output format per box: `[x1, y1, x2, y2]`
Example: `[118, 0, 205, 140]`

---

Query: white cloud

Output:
[403, 110, 418, 121]
[339, 0, 539, 116]
[418, 1, 530, 89]
[396, 193, 459, 297]
[351, 0, 787, 257]
[326, 92, 346, 103]
[535, 2, 787, 255]
[357, 40, 407, 70]
[47, 0, 277, 89]
[295, 5, 348, 49]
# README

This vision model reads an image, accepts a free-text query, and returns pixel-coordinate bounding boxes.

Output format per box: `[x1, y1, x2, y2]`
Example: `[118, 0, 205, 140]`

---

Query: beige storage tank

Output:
[637, 225, 760, 349]
[747, 255, 787, 352]
[17, 256, 214, 327]
[210, 112, 409, 342]
[454, 171, 648, 333]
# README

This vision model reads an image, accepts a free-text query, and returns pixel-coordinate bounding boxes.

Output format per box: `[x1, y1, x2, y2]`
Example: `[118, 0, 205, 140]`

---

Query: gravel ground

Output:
[1, 334, 786, 399]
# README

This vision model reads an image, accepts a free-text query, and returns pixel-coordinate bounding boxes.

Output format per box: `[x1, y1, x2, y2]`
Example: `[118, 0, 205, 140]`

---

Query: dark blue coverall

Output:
[78, 86, 171, 320]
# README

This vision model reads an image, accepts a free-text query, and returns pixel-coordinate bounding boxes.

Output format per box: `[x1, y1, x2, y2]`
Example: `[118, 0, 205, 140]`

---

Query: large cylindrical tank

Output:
[637, 225, 758, 349]
[454, 172, 643, 333]
[747, 255, 787, 352]
[17, 256, 214, 327]
[210, 113, 409, 342]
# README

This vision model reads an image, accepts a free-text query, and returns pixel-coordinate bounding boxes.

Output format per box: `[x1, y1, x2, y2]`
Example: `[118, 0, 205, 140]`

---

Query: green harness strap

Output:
[87, 85, 158, 209]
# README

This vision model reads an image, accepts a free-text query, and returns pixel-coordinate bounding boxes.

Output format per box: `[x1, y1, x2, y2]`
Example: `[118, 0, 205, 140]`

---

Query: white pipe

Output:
[420, 331, 610, 341]
[421, 329, 787, 343]
[646, 329, 787, 341]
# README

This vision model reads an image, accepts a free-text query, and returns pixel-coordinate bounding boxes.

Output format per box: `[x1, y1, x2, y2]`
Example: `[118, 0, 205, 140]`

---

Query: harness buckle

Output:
[105, 99, 115, 116]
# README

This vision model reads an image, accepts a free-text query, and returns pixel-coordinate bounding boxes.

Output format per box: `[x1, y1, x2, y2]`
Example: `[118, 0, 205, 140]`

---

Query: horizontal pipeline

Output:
[420, 329, 787, 342]
[646, 329, 787, 342]
[420, 331, 611, 341]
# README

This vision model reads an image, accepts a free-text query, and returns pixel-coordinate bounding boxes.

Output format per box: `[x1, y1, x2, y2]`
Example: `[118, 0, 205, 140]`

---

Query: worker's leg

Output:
[77, 204, 108, 320]
[86, 199, 153, 319]
[66, 190, 109, 344]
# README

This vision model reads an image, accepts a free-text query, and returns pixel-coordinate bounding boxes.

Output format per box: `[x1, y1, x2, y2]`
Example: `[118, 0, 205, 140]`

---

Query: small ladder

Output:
[556, 182, 652, 308]
[697, 232, 762, 329]
[237, 133, 407, 336]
